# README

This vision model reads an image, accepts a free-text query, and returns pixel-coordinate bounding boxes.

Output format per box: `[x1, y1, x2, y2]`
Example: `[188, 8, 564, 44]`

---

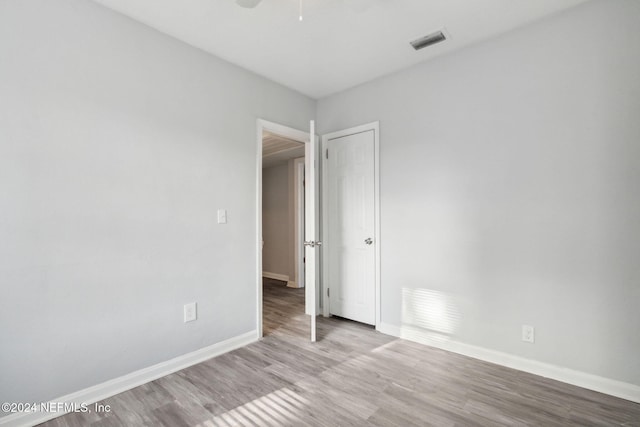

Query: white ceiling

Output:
[92, 0, 587, 99]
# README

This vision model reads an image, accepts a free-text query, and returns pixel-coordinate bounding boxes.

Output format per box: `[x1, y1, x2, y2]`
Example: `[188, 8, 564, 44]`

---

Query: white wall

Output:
[0, 0, 314, 409]
[262, 163, 291, 278]
[318, 0, 640, 386]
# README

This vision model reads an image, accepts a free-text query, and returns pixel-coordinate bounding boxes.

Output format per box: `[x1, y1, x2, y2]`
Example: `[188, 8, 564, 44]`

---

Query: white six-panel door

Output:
[325, 129, 376, 325]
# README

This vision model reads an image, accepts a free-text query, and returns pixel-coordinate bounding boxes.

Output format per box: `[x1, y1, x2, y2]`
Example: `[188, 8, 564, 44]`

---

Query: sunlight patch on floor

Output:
[196, 387, 310, 427]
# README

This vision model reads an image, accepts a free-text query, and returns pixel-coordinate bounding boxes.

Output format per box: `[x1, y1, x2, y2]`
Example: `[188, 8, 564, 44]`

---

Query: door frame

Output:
[321, 121, 381, 327]
[256, 119, 314, 339]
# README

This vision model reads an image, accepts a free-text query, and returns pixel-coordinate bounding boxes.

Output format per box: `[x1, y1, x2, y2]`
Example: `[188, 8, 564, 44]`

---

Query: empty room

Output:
[1, 0, 639, 426]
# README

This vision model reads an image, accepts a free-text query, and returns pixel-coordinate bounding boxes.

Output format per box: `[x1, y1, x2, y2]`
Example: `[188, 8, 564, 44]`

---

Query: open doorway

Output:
[257, 121, 308, 339]
[262, 131, 305, 289]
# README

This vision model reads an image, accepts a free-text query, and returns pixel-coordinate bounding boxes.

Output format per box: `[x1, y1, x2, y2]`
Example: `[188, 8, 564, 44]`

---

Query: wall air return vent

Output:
[410, 30, 447, 50]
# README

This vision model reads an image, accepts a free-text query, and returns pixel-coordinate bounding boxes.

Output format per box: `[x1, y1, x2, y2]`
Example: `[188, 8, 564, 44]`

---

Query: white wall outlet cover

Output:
[184, 302, 197, 323]
[217, 209, 227, 224]
[522, 325, 535, 343]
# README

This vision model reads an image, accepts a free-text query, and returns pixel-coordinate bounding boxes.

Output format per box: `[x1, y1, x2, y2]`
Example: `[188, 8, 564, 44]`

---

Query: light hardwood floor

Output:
[40, 278, 640, 426]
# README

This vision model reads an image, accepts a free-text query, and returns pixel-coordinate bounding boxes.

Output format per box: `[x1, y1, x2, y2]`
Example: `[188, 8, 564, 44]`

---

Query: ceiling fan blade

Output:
[236, 0, 262, 8]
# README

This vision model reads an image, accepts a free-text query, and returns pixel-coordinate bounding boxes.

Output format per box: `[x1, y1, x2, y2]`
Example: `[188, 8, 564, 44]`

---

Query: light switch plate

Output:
[184, 302, 197, 323]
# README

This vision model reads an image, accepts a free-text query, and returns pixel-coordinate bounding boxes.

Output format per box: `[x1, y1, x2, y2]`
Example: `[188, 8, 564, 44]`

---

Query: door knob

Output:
[364, 238, 373, 245]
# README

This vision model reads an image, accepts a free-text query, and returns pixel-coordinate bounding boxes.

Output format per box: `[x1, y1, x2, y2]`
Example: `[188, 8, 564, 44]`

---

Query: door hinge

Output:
[325, 148, 329, 159]
[327, 288, 330, 297]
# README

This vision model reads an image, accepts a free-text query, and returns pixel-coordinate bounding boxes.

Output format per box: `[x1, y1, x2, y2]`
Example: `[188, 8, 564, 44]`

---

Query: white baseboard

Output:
[377, 322, 640, 404]
[286, 281, 299, 288]
[262, 271, 289, 282]
[0, 330, 257, 427]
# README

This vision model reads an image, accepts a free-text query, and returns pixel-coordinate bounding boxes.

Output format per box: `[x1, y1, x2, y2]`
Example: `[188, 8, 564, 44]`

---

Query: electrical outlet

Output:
[217, 209, 227, 224]
[184, 302, 197, 323]
[522, 325, 535, 343]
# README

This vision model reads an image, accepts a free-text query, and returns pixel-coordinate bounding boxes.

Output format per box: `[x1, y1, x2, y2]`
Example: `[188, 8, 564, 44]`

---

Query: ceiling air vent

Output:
[410, 30, 447, 51]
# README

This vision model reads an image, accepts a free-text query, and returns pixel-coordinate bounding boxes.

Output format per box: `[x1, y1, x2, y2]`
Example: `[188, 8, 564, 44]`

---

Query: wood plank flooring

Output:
[40, 278, 640, 426]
